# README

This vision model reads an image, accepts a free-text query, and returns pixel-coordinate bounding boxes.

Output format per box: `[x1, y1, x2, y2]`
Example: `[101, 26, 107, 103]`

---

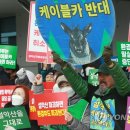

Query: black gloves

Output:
[52, 52, 68, 68]
[102, 46, 114, 67]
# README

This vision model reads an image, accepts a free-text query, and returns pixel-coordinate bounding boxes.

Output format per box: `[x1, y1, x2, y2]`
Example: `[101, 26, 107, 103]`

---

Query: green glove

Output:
[52, 52, 67, 68]
[102, 46, 113, 66]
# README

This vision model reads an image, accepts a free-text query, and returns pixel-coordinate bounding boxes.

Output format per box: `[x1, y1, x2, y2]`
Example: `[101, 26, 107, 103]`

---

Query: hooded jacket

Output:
[61, 62, 130, 130]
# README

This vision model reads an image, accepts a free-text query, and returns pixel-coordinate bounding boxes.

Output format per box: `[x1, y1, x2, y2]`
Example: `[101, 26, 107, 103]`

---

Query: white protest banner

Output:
[26, 2, 53, 64]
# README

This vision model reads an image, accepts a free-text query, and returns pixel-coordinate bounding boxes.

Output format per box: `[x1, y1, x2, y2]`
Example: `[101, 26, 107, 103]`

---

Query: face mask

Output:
[53, 84, 60, 93]
[53, 84, 75, 98]
[60, 86, 75, 98]
[12, 95, 24, 106]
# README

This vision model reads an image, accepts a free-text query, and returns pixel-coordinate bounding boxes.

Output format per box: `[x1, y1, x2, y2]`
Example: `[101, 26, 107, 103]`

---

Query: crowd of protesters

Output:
[0, 46, 130, 130]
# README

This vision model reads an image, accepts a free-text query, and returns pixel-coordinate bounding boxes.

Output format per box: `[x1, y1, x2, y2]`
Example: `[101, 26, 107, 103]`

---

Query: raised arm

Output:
[52, 52, 88, 98]
[102, 46, 130, 96]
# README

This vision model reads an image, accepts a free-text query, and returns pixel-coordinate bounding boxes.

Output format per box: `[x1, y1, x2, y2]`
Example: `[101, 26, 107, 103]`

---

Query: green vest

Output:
[68, 99, 89, 121]
[49, 99, 89, 130]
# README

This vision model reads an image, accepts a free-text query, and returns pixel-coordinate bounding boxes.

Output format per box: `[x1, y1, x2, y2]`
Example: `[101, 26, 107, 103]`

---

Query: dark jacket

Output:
[0, 68, 11, 85]
[4, 102, 40, 130]
[62, 62, 130, 130]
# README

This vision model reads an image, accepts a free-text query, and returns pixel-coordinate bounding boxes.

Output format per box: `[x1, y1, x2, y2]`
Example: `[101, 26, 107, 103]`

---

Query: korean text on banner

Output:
[26, 2, 53, 63]
[35, 92, 68, 125]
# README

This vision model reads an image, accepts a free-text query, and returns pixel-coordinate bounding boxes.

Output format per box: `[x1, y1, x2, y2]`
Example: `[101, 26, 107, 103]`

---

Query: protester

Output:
[4, 85, 40, 130]
[4, 64, 19, 85]
[50, 73, 90, 130]
[52, 46, 130, 130]
[45, 71, 54, 82]
[38, 63, 54, 82]
[34, 72, 90, 130]
[0, 66, 11, 85]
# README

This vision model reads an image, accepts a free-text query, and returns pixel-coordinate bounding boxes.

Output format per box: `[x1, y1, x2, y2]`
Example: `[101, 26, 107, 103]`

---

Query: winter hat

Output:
[53, 64, 62, 72]
[56, 75, 68, 86]
[96, 64, 110, 75]
[53, 74, 75, 98]
[45, 71, 54, 82]
[46, 72, 54, 76]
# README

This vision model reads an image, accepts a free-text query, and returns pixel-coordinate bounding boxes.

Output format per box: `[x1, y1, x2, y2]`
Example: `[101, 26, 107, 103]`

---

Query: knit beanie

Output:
[56, 75, 68, 86]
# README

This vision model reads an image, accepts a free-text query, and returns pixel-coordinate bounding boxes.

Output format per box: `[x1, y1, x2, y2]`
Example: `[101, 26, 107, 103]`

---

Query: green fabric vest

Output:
[48, 99, 89, 130]
[68, 99, 89, 121]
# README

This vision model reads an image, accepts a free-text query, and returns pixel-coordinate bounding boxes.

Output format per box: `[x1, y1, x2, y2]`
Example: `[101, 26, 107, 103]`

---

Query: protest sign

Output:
[36, 0, 115, 65]
[88, 68, 99, 86]
[26, 2, 53, 63]
[0, 106, 30, 130]
[117, 41, 130, 66]
[0, 85, 16, 108]
[125, 97, 130, 130]
[29, 88, 54, 120]
[43, 82, 55, 90]
[90, 96, 115, 129]
[29, 91, 37, 120]
[0, 45, 17, 69]
[35, 92, 68, 125]
[128, 23, 130, 42]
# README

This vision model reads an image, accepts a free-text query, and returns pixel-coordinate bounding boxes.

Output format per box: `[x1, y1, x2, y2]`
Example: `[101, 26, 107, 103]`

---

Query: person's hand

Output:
[102, 46, 113, 66]
[32, 74, 44, 94]
[16, 68, 26, 79]
[52, 52, 67, 68]
[33, 74, 43, 85]
[4, 126, 16, 130]
[15, 68, 32, 89]
[41, 63, 48, 70]
[65, 111, 73, 123]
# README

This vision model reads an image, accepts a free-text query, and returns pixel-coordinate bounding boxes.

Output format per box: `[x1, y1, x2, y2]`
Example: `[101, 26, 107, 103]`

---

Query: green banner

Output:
[0, 45, 17, 69]
[88, 69, 99, 86]
[117, 41, 130, 66]
[0, 106, 31, 129]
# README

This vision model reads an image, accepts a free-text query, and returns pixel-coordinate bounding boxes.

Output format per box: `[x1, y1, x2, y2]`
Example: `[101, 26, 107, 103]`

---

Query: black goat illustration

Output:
[60, 22, 95, 64]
